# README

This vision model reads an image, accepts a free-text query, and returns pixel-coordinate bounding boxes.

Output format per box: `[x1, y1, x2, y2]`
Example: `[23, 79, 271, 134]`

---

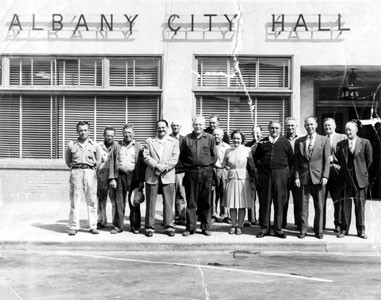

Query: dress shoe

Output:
[334, 226, 341, 233]
[90, 229, 99, 234]
[297, 232, 306, 239]
[235, 228, 242, 235]
[167, 231, 175, 237]
[256, 232, 269, 238]
[358, 232, 368, 239]
[174, 220, 186, 226]
[243, 222, 251, 227]
[146, 231, 153, 237]
[182, 230, 194, 237]
[223, 217, 232, 224]
[337, 231, 346, 238]
[68, 229, 77, 236]
[202, 230, 211, 236]
[274, 232, 287, 239]
[228, 227, 235, 234]
[110, 229, 122, 234]
[315, 233, 324, 239]
[131, 229, 139, 234]
[97, 223, 105, 229]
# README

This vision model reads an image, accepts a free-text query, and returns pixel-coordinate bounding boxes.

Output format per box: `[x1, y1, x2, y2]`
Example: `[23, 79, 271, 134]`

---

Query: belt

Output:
[72, 164, 95, 170]
[187, 165, 212, 170]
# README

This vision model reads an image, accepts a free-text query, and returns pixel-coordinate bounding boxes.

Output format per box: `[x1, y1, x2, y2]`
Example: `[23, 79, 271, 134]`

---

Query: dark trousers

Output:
[300, 183, 325, 234]
[257, 168, 289, 234]
[97, 171, 116, 226]
[285, 173, 300, 228]
[212, 168, 227, 217]
[184, 167, 213, 232]
[114, 172, 141, 232]
[145, 178, 175, 232]
[341, 171, 367, 234]
[323, 173, 343, 230]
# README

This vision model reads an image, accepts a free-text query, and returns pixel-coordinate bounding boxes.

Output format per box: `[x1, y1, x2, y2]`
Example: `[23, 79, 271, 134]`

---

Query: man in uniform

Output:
[336, 121, 373, 239]
[170, 120, 187, 226]
[65, 121, 101, 236]
[294, 116, 330, 239]
[323, 117, 346, 232]
[254, 121, 294, 238]
[109, 124, 145, 234]
[143, 119, 179, 237]
[97, 127, 116, 229]
[180, 116, 217, 236]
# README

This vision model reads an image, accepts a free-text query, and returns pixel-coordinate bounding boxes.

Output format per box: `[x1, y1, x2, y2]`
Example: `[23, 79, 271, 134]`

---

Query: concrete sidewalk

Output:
[0, 198, 380, 253]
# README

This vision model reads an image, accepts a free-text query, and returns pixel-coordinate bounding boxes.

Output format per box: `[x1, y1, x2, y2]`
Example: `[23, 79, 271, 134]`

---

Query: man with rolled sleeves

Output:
[336, 121, 373, 239]
[323, 117, 346, 232]
[109, 124, 146, 234]
[96, 127, 116, 229]
[294, 116, 330, 239]
[180, 115, 217, 236]
[254, 121, 294, 239]
[65, 121, 101, 236]
[143, 119, 179, 237]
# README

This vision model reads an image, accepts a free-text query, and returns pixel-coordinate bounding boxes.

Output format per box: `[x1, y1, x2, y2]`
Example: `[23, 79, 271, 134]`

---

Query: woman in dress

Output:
[222, 130, 255, 235]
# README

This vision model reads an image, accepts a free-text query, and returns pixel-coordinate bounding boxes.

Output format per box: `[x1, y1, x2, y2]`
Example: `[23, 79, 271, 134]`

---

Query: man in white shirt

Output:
[143, 119, 180, 237]
[323, 118, 346, 232]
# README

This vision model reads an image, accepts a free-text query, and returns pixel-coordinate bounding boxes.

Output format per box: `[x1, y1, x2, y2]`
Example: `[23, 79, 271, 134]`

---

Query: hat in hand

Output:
[132, 187, 145, 207]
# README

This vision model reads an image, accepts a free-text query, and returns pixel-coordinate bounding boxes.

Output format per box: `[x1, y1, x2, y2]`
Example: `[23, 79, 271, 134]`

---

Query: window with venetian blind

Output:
[0, 56, 161, 159]
[195, 56, 292, 137]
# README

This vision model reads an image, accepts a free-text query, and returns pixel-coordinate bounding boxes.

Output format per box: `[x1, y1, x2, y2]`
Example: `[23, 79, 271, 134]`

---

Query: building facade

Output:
[0, 0, 380, 201]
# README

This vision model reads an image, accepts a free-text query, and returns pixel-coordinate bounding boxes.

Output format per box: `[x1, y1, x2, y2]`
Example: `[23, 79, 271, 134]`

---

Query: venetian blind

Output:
[127, 96, 159, 142]
[0, 95, 20, 157]
[109, 57, 160, 87]
[196, 96, 290, 138]
[95, 96, 127, 142]
[22, 96, 52, 158]
[197, 56, 290, 89]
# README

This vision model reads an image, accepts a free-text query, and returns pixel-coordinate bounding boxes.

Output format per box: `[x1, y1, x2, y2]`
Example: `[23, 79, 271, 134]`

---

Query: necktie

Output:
[307, 136, 313, 160]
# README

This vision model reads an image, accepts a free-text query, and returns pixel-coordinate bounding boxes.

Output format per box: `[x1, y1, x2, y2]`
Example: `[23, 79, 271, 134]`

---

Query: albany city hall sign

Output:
[5, 13, 350, 41]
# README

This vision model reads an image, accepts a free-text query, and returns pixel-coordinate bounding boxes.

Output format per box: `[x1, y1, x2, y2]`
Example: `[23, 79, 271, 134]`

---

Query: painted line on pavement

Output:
[58, 251, 333, 283]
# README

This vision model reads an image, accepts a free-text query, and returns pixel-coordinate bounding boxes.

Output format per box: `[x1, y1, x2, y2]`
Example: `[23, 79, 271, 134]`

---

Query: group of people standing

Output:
[65, 114, 373, 240]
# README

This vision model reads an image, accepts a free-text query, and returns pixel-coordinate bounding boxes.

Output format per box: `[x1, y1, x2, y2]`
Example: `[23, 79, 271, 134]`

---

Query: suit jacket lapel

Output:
[151, 139, 161, 159]
[354, 138, 362, 156]
[300, 136, 308, 159]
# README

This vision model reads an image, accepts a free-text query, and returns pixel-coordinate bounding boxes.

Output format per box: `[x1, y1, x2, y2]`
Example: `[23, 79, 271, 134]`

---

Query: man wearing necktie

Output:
[323, 118, 347, 232]
[294, 116, 330, 239]
[335, 121, 373, 239]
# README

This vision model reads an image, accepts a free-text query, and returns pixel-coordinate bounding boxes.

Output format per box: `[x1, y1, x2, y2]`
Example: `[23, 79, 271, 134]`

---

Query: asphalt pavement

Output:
[0, 197, 380, 253]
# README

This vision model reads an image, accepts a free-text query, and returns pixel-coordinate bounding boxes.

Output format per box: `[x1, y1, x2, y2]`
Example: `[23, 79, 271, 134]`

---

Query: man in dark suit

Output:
[254, 121, 294, 239]
[294, 116, 330, 239]
[323, 118, 346, 232]
[336, 121, 373, 239]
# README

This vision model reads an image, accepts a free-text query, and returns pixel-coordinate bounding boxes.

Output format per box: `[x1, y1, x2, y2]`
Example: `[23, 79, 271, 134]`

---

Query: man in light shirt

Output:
[294, 116, 330, 239]
[143, 119, 180, 237]
[212, 127, 230, 222]
[335, 121, 373, 239]
[323, 118, 346, 232]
